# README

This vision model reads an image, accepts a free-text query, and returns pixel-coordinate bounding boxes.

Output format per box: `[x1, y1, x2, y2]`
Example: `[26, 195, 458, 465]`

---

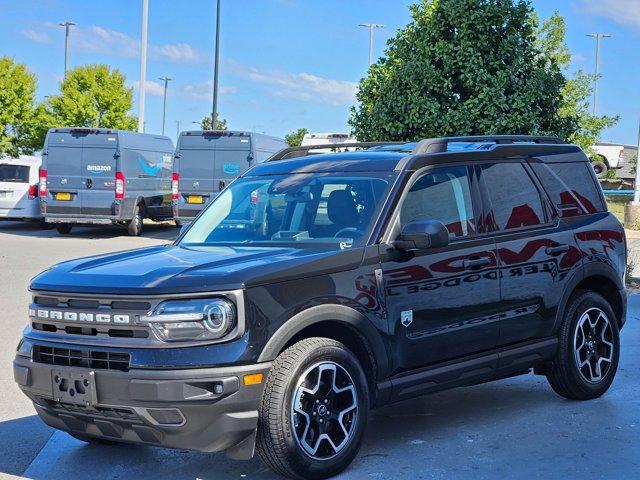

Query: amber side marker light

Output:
[243, 373, 264, 386]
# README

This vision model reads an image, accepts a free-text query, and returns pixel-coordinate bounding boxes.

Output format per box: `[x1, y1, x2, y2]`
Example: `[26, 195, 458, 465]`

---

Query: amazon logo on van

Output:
[86, 165, 112, 174]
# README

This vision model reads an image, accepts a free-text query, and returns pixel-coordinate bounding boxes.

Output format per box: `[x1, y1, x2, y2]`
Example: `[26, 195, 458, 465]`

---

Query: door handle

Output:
[85, 178, 93, 189]
[463, 257, 491, 270]
[545, 244, 569, 256]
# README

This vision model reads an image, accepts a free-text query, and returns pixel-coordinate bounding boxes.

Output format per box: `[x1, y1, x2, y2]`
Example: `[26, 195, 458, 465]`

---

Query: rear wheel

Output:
[127, 204, 143, 236]
[56, 223, 72, 235]
[546, 291, 620, 400]
[591, 159, 608, 177]
[256, 338, 369, 480]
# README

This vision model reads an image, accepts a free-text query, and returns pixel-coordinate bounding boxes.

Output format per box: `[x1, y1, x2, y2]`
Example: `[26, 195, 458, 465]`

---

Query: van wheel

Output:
[546, 291, 620, 400]
[127, 205, 143, 236]
[56, 223, 72, 235]
[256, 338, 369, 480]
[174, 220, 182, 228]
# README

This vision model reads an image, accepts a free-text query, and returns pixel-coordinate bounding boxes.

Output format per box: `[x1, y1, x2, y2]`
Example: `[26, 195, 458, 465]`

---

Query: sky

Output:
[1, 0, 639, 145]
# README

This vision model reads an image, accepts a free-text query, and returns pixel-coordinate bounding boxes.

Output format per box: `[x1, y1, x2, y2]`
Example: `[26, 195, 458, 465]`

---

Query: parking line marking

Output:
[20, 431, 81, 480]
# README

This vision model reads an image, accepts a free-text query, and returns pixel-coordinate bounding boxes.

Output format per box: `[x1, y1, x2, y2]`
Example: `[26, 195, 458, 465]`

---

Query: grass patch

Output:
[606, 196, 630, 224]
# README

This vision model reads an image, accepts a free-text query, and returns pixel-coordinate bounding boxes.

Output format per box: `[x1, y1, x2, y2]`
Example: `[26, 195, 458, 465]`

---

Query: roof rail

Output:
[412, 135, 564, 155]
[268, 142, 405, 161]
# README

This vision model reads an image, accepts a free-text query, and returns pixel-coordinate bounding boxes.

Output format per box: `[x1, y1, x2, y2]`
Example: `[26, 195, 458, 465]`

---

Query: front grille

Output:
[32, 322, 149, 339]
[33, 345, 131, 372]
[44, 399, 139, 421]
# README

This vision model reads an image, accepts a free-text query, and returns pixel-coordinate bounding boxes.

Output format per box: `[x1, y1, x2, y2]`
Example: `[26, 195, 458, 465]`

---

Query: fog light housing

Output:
[145, 408, 185, 426]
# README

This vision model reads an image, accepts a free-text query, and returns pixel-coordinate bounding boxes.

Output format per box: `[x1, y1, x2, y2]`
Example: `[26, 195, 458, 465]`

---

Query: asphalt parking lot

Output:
[1, 220, 639, 480]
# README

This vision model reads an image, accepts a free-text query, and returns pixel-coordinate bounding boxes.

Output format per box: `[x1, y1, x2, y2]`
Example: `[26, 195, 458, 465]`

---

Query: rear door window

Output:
[530, 162, 605, 217]
[480, 163, 546, 232]
[0, 164, 30, 183]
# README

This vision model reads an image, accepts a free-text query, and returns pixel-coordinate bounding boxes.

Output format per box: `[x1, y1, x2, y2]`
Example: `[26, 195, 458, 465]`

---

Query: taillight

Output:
[28, 184, 38, 200]
[115, 171, 125, 200]
[250, 190, 259, 205]
[39, 169, 48, 197]
[172, 172, 179, 201]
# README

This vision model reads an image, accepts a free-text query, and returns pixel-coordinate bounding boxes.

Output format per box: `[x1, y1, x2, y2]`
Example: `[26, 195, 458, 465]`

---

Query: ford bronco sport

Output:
[14, 136, 626, 479]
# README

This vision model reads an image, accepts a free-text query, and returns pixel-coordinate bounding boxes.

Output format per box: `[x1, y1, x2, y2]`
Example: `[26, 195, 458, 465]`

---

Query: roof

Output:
[0, 155, 41, 166]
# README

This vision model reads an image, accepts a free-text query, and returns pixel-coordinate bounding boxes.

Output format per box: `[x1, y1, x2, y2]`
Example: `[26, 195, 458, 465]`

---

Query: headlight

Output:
[140, 298, 236, 342]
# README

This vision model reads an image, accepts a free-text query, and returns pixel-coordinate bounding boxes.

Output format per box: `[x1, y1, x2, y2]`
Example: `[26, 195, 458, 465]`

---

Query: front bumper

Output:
[13, 355, 271, 459]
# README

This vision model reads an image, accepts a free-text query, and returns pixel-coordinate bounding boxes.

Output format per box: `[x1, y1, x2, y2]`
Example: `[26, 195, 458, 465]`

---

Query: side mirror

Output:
[394, 219, 449, 250]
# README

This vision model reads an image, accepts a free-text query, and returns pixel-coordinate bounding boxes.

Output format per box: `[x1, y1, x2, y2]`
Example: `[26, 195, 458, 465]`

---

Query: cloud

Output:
[21, 29, 52, 43]
[227, 60, 357, 106]
[182, 81, 237, 100]
[23, 22, 206, 65]
[582, 0, 640, 27]
[131, 80, 166, 96]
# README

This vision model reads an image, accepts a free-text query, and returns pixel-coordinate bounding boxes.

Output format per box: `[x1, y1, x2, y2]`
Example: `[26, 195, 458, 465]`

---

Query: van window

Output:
[0, 164, 30, 183]
[530, 162, 605, 217]
[480, 163, 546, 231]
[400, 166, 475, 238]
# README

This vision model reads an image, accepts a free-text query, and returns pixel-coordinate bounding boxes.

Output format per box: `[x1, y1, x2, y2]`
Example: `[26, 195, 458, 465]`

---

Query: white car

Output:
[0, 155, 42, 221]
[301, 132, 358, 152]
[591, 143, 625, 177]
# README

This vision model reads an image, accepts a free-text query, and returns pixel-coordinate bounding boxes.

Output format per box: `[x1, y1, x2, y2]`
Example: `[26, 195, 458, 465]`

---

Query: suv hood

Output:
[30, 244, 364, 295]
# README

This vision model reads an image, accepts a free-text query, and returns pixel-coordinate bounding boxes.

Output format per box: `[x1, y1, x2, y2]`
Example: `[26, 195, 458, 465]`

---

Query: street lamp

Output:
[359, 23, 384, 66]
[58, 21, 75, 78]
[176, 120, 181, 138]
[158, 77, 172, 136]
[138, 0, 149, 133]
[586, 33, 612, 116]
[211, 0, 221, 130]
[192, 120, 203, 129]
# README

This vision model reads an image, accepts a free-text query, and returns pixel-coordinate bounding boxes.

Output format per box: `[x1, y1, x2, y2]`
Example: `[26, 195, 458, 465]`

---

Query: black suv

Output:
[14, 136, 626, 479]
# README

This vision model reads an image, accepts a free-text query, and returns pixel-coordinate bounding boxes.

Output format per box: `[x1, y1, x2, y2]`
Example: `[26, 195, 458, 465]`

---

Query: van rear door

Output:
[80, 132, 118, 216]
[177, 134, 215, 202]
[213, 133, 252, 192]
[45, 131, 84, 215]
[0, 163, 31, 214]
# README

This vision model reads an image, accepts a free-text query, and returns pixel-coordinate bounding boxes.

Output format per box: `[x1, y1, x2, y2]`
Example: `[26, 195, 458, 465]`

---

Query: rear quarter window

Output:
[530, 162, 606, 217]
[0, 164, 30, 183]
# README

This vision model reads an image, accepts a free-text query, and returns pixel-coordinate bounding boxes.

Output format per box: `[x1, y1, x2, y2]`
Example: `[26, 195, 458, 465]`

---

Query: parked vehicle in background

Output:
[591, 143, 625, 177]
[13, 135, 626, 479]
[40, 128, 175, 236]
[301, 132, 358, 152]
[172, 130, 285, 224]
[0, 155, 42, 222]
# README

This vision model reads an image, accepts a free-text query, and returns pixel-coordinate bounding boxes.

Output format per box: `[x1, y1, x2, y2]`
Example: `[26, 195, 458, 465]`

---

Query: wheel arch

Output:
[257, 304, 391, 388]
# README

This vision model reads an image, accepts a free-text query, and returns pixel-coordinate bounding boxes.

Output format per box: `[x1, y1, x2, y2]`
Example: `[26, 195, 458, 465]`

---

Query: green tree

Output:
[349, 0, 567, 141]
[0, 57, 50, 156]
[537, 12, 618, 152]
[47, 64, 136, 130]
[200, 115, 228, 130]
[284, 128, 308, 147]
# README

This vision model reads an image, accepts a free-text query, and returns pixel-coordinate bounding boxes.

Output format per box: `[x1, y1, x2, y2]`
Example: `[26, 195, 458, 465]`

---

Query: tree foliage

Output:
[285, 128, 308, 147]
[200, 115, 228, 130]
[0, 57, 49, 156]
[349, 0, 615, 147]
[47, 64, 137, 130]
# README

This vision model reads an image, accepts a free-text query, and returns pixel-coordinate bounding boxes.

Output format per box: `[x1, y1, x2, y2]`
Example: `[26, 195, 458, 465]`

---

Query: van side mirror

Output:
[394, 219, 449, 250]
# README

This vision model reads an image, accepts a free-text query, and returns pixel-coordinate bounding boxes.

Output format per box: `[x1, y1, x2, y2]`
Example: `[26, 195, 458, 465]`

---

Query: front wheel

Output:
[546, 291, 620, 400]
[256, 337, 369, 480]
[56, 223, 72, 235]
[127, 205, 143, 236]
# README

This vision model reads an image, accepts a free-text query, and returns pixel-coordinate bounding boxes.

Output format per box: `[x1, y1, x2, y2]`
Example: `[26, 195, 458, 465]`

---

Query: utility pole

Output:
[137, 0, 149, 133]
[211, 0, 221, 129]
[359, 23, 384, 66]
[176, 120, 181, 138]
[58, 21, 75, 78]
[159, 77, 172, 135]
[586, 33, 612, 116]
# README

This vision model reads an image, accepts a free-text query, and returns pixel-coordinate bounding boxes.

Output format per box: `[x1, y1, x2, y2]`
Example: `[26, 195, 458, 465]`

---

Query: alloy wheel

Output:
[291, 361, 358, 460]
[573, 307, 615, 384]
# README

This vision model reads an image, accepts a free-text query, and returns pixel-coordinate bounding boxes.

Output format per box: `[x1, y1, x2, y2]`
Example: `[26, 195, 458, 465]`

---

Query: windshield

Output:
[180, 172, 396, 248]
[0, 164, 30, 183]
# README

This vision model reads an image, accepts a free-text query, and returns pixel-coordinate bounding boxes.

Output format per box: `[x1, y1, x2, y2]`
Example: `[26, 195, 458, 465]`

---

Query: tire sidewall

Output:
[279, 344, 369, 479]
[562, 292, 620, 396]
[128, 206, 142, 236]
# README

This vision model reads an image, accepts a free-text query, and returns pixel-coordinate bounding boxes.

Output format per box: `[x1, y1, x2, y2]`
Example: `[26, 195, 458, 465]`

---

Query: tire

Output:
[256, 337, 369, 480]
[67, 432, 120, 445]
[127, 204, 143, 236]
[591, 160, 608, 178]
[546, 290, 620, 400]
[56, 223, 72, 235]
[175, 219, 182, 228]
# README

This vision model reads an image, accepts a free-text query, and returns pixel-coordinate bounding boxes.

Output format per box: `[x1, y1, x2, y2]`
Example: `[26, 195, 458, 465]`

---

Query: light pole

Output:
[176, 120, 181, 138]
[211, 0, 221, 129]
[137, 0, 149, 133]
[192, 120, 203, 129]
[159, 77, 172, 135]
[359, 23, 384, 66]
[586, 33, 612, 116]
[58, 21, 75, 78]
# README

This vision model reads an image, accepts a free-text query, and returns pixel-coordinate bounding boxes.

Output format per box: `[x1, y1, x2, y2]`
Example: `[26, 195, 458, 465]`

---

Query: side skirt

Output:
[375, 337, 557, 407]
